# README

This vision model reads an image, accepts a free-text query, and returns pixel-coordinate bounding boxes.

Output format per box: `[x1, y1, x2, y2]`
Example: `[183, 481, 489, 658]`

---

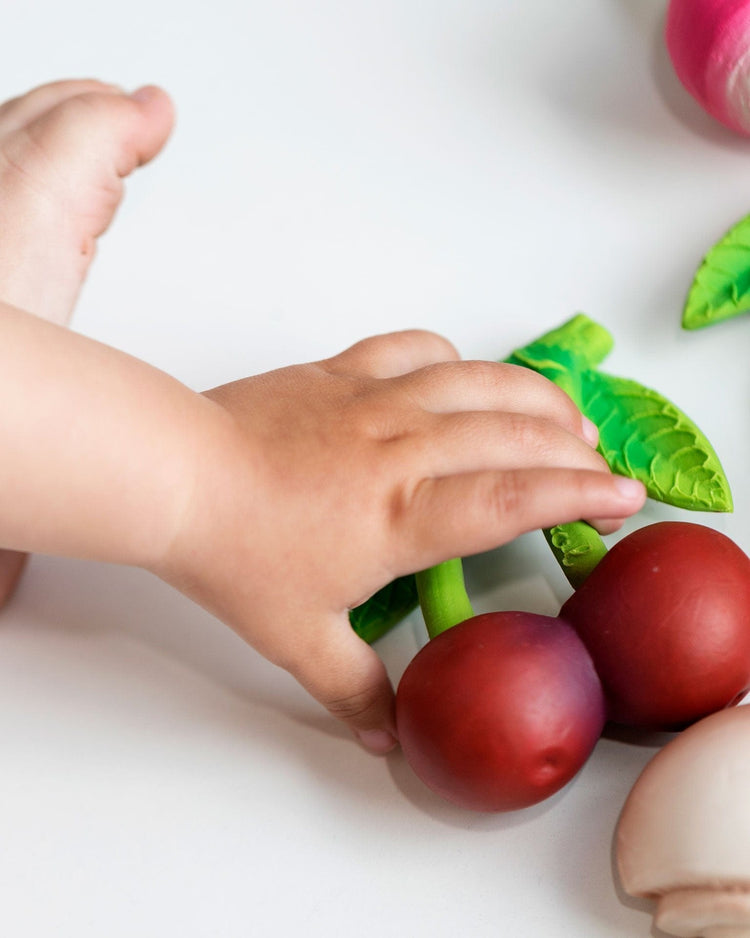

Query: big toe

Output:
[0, 81, 175, 322]
[15, 83, 176, 186]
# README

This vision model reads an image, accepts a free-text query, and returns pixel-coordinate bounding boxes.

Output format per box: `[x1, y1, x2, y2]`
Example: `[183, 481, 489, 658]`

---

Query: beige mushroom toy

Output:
[616, 705, 750, 937]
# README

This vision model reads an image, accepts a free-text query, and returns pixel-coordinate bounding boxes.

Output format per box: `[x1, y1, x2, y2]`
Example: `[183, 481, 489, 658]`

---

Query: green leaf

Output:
[581, 370, 733, 512]
[349, 575, 418, 644]
[506, 341, 584, 405]
[683, 213, 750, 330]
[505, 313, 614, 401]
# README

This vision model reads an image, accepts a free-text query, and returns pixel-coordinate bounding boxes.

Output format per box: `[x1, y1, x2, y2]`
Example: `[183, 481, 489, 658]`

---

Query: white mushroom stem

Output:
[656, 888, 750, 937]
[616, 706, 750, 938]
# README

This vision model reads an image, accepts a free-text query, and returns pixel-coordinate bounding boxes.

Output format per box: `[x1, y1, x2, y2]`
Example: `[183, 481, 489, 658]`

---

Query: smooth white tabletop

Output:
[3, 1, 750, 936]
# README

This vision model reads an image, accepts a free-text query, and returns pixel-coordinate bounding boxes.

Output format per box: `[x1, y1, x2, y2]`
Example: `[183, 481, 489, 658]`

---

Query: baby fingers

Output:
[279, 611, 399, 755]
[389, 359, 597, 445]
[398, 408, 609, 478]
[390, 467, 646, 572]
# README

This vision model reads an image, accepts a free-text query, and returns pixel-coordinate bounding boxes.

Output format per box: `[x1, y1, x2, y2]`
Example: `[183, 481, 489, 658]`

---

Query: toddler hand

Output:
[160, 330, 645, 753]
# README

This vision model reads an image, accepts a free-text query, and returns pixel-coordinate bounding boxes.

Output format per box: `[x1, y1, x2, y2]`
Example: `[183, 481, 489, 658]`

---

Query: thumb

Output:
[285, 613, 399, 755]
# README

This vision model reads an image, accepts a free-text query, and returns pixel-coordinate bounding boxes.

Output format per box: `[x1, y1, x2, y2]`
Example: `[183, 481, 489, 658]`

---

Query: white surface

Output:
[2, 1, 749, 936]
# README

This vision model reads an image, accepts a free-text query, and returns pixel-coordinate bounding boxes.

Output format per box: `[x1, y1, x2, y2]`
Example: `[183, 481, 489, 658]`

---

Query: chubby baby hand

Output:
[158, 330, 645, 754]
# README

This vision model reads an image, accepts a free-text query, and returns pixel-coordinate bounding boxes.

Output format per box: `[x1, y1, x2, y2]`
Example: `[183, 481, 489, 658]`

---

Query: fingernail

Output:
[356, 729, 399, 755]
[613, 475, 646, 500]
[130, 85, 158, 104]
[581, 416, 599, 447]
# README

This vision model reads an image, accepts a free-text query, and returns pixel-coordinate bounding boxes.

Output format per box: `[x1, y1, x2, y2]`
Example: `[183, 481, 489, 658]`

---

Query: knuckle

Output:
[384, 329, 460, 366]
[503, 412, 552, 459]
[505, 412, 599, 469]
[322, 337, 372, 373]
[497, 360, 548, 390]
[403, 359, 488, 397]
[488, 470, 525, 523]
[503, 362, 582, 416]
[396, 328, 456, 355]
[545, 381, 583, 422]
[324, 685, 384, 723]
[453, 360, 500, 398]
[418, 329, 460, 361]
[449, 358, 499, 389]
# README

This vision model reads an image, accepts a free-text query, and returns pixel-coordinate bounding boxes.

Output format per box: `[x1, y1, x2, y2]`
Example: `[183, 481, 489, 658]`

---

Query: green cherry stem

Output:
[544, 521, 608, 589]
[415, 559, 474, 640]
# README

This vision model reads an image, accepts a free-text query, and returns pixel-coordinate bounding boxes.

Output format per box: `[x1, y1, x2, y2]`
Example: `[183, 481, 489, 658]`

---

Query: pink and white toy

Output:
[666, 0, 750, 135]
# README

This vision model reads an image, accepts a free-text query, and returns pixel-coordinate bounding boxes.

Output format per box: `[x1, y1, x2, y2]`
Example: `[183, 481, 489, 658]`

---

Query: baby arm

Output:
[0, 306, 645, 751]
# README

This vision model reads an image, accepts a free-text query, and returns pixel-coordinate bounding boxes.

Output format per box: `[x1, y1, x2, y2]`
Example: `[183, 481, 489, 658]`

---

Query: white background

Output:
[1, 1, 749, 935]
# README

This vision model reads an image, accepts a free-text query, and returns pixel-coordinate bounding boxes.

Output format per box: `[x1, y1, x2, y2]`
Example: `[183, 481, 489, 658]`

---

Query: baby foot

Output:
[0, 79, 175, 605]
[0, 78, 174, 324]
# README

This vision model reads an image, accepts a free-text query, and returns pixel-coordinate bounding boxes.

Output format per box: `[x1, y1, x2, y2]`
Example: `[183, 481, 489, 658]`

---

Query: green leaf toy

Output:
[581, 370, 730, 512]
[683, 212, 750, 330]
[506, 314, 731, 511]
[350, 313, 732, 635]
[508, 314, 731, 586]
[349, 575, 418, 644]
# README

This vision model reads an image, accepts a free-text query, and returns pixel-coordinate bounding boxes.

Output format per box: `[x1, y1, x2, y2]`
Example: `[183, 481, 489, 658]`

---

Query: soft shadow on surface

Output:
[610, 837, 665, 938]
[598, 728, 671, 938]
[511, 0, 750, 148]
[0, 553, 561, 824]
[464, 534, 580, 614]
[610, 805, 675, 938]
[526, 0, 671, 140]
[450, 1, 661, 142]
[602, 723, 678, 748]
[643, 3, 740, 146]
[3, 556, 355, 744]
[0, 556, 438, 823]
[545, 734, 664, 936]
[386, 743, 573, 831]
[616, 0, 750, 148]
